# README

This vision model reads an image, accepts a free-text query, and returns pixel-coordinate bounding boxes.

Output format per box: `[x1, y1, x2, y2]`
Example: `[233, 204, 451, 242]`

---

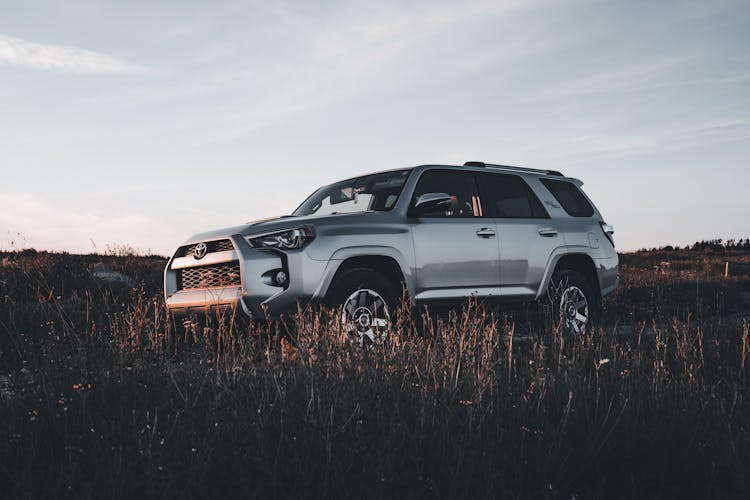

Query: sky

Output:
[1, 0, 748, 255]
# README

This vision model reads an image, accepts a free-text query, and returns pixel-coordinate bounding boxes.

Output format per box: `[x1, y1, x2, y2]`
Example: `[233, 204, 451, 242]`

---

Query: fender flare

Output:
[312, 246, 414, 302]
[534, 246, 596, 300]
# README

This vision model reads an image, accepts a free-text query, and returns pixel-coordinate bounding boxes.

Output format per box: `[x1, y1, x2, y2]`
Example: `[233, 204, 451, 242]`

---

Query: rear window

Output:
[540, 179, 595, 217]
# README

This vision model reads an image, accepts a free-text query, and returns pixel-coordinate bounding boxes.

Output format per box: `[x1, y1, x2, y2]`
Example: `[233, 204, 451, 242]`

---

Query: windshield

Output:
[293, 170, 411, 216]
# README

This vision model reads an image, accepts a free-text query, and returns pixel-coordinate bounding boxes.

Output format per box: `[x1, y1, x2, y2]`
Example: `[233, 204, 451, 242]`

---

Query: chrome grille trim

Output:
[170, 250, 237, 270]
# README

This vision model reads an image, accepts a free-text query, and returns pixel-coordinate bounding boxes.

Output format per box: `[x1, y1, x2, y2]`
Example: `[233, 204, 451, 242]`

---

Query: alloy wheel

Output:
[341, 288, 391, 346]
[559, 285, 589, 335]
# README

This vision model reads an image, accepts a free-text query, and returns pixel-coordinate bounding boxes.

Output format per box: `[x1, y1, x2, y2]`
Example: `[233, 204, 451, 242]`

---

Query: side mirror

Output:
[411, 192, 453, 216]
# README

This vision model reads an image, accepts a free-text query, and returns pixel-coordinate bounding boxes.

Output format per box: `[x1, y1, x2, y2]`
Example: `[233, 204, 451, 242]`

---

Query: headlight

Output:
[247, 227, 315, 250]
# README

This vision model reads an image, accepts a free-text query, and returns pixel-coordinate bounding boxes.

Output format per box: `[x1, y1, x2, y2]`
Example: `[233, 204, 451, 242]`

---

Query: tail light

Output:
[600, 221, 615, 247]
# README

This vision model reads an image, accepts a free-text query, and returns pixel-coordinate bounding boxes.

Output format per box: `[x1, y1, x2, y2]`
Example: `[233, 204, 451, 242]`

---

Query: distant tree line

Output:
[641, 239, 750, 253]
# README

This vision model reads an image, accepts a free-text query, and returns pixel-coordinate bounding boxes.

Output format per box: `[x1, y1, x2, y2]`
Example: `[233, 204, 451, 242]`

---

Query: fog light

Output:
[275, 270, 288, 286]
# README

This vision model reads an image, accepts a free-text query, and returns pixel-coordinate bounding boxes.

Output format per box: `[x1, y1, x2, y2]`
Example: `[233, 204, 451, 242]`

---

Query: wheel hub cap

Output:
[354, 308, 372, 330]
[566, 303, 577, 318]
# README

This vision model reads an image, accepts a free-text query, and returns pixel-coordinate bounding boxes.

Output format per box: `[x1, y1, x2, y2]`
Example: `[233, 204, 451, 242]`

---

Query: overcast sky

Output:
[1, 0, 748, 255]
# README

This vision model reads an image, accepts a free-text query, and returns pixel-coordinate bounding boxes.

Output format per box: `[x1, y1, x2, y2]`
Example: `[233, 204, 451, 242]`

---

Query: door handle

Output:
[476, 228, 496, 238]
[538, 228, 558, 237]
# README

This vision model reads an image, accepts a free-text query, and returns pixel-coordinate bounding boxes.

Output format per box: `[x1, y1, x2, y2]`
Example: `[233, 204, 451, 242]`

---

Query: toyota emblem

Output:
[193, 242, 208, 259]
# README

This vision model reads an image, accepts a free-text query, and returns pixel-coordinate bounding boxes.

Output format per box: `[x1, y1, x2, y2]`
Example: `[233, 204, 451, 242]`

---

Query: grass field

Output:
[1, 246, 749, 499]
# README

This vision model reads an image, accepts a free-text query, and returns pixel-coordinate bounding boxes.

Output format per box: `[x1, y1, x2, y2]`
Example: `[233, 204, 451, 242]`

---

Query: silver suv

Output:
[165, 162, 618, 340]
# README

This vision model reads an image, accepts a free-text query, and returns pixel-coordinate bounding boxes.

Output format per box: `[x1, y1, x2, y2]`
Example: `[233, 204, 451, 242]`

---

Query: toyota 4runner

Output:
[165, 162, 618, 341]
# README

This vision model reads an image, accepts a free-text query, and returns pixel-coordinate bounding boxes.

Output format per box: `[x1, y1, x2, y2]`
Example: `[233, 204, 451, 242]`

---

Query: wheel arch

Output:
[537, 251, 601, 302]
[314, 247, 413, 303]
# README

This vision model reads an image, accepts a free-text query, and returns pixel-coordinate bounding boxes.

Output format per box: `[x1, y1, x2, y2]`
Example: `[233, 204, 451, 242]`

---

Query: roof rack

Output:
[463, 161, 564, 177]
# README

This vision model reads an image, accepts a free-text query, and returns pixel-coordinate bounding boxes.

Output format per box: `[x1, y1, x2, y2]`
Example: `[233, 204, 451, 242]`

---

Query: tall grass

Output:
[0, 249, 749, 499]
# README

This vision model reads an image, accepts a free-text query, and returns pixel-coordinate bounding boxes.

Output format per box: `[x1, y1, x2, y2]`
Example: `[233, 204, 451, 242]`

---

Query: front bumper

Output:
[164, 234, 330, 318]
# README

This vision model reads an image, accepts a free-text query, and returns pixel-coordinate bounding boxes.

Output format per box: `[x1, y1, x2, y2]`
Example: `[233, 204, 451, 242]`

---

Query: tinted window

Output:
[540, 178, 595, 217]
[412, 170, 480, 218]
[477, 173, 548, 218]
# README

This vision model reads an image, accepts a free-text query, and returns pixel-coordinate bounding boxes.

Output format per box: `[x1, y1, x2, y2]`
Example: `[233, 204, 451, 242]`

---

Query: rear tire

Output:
[326, 268, 401, 345]
[548, 269, 599, 335]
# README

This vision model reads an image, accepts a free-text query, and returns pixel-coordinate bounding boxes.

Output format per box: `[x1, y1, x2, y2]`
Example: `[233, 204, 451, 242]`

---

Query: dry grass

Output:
[1, 247, 749, 499]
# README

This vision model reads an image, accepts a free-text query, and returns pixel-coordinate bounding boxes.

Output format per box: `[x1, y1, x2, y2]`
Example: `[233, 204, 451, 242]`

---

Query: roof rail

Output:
[463, 161, 564, 177]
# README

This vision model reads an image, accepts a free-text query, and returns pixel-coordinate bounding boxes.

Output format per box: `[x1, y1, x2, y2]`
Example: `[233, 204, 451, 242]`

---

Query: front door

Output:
[409, 169, 500, 302]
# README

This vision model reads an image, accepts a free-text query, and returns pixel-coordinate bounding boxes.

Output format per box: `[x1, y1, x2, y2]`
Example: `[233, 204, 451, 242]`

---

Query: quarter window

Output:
[411, 170, 481, 218]
[540, 178, 595, 217]
[477, 173, 548, 218]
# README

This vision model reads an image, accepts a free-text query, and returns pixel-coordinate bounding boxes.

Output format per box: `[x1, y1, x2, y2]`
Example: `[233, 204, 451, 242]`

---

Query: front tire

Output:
[326, 268, 400, 346]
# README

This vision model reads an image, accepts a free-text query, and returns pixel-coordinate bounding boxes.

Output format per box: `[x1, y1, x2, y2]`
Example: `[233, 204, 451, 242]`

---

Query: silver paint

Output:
[164, 164, 619, 317]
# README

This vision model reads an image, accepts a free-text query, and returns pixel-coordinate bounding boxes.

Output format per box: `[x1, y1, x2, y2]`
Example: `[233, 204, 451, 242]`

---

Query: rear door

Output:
[409, 169, 501, 301]
[477, 172, 564, 298]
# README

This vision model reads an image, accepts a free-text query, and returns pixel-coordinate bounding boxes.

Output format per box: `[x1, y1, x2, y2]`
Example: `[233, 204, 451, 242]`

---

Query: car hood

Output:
[181, 212, 377, 245]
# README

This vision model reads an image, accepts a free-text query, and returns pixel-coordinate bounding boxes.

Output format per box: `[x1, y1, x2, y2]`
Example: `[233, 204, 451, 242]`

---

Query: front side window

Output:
[540, 178, 595, 217]
[411, 170, 481, 218]
[477, 173, 548, 218]
[294, 170, 410, 216]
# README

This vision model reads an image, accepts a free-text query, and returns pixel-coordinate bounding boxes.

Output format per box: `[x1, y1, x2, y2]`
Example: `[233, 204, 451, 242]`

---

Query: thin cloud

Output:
[0, 33, 149, 74]
[157, 0, 556, 146]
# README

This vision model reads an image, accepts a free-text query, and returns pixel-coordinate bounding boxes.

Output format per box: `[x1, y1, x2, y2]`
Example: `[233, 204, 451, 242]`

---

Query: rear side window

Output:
[477, 173, 548, 218]
[540, 179, 595, 217]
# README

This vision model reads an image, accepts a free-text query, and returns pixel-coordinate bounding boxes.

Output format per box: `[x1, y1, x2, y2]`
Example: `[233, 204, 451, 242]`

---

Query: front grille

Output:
[178, 239, 234, 258]
[177, 262, 241, 290]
